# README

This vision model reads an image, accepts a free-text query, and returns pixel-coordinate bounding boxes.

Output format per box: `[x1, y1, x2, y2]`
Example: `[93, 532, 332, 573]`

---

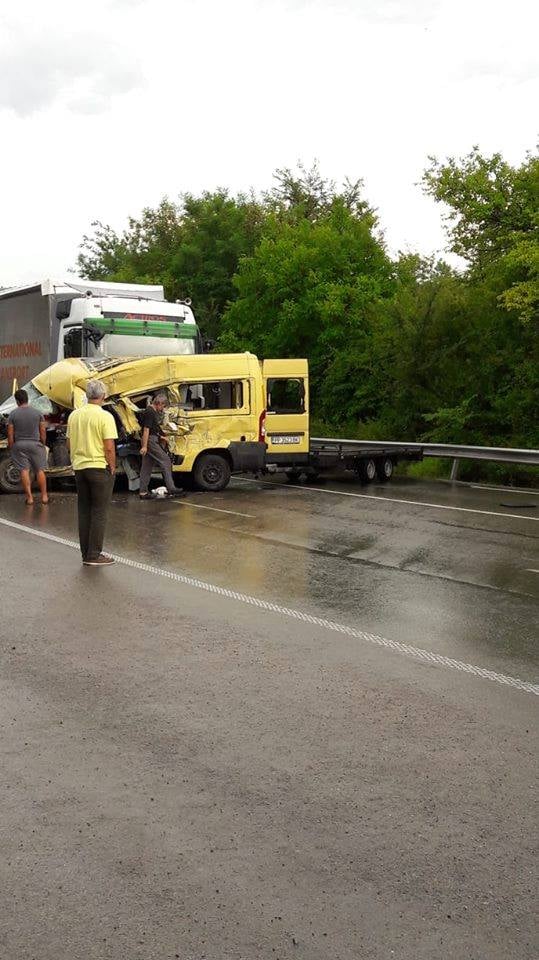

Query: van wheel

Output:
[193, 454, 231, 492]
[0, 455, 23, 494]
[357, 458, 377, 483]
[376, 456, 393, 481]
[286, 469, 302, 483]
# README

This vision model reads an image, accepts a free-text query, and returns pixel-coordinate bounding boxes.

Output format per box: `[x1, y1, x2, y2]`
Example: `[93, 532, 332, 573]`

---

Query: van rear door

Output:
[262, 359, 309, 462]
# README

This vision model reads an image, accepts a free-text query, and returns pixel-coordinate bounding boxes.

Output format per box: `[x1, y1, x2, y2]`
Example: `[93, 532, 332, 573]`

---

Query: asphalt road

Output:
[1, 474, 538, 960]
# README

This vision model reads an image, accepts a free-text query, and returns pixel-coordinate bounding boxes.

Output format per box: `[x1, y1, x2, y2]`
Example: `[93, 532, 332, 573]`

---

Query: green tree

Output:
[420, 148, 539, 449]
[423, 147, 539, 323]
[422, 147, 538, 264]
[219, 198, 393, 402]
[264, 161, 371, 223]
[77, 192, 265, 339]
[317, 257, 473, 436]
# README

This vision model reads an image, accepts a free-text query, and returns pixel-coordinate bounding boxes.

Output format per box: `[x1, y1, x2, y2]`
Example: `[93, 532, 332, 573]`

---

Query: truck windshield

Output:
[87, 334, 197, 359]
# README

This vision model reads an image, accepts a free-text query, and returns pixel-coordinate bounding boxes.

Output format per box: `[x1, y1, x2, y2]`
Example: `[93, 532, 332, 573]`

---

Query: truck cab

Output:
[58, 294, 200, 361]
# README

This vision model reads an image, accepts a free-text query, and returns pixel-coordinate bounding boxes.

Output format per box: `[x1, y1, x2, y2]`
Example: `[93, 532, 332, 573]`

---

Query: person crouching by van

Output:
[139, 393, 185, 500]
[7, 388, 49, 505]
[66, 380, 118, 566]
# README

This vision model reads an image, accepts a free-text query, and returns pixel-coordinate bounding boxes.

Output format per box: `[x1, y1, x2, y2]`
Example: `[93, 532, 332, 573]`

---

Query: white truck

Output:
[0, 277, 202, 401]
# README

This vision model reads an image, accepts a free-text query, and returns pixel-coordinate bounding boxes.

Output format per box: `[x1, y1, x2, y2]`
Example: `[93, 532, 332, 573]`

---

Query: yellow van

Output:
[159, 354, 310, 490]
[0, 352, 310, 492]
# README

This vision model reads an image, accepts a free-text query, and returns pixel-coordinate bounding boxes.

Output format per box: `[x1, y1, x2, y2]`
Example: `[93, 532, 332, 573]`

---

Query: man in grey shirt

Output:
[7, 389, 49, 505]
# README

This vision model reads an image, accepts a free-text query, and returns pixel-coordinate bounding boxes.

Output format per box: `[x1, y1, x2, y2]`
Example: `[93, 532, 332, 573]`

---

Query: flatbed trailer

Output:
[279, 438, 423, 483]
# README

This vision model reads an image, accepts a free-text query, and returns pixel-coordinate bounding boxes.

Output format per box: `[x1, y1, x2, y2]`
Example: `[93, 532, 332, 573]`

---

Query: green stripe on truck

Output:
[85, 317, 198, 339]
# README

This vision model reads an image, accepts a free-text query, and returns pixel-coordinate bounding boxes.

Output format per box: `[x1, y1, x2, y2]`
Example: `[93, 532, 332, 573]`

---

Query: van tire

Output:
[286, 469, 302, 483]
[376, 456, 393, 481]
[0, 454, 24, 494]
[193, 453, 231, 492]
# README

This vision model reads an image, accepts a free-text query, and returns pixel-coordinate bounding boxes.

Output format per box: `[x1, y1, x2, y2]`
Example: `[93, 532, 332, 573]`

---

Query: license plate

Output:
[270, 434, 301, 445]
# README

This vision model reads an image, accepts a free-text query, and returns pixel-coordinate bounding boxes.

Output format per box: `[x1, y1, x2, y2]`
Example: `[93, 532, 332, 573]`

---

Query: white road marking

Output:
[1, 516, 537, 697]
[235, 477, 539, 522]
[174, 501, 255, 519]
[471, 484, 539, 496]
[526, 569, 539, 574]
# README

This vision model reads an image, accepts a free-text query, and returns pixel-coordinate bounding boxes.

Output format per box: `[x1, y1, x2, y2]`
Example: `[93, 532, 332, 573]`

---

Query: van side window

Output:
[179, 380, 244, 411]
[267, 378, 305, 414]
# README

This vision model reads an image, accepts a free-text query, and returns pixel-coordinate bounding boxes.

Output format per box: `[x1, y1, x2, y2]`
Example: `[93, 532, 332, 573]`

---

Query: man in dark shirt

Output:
[7, 388, 49, 505]
[139, 393, 185, 500]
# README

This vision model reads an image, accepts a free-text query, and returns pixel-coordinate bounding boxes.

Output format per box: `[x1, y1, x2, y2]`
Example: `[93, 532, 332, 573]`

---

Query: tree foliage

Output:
[423, 147, 539, 323]
[78, 192, 265, 339]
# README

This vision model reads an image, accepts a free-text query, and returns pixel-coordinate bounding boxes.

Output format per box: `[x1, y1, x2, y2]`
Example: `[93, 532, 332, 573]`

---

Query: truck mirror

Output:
[56, 300, 72, 321]
[83, 324, 105, 347]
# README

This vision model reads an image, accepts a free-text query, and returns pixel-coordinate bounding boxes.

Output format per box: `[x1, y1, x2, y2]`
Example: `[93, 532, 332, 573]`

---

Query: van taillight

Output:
[258, 409, 266, 443]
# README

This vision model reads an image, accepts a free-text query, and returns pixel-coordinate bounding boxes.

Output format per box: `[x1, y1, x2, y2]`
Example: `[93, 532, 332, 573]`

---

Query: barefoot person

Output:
[66, 380, 118, 566]
[7, 388, 49, 505]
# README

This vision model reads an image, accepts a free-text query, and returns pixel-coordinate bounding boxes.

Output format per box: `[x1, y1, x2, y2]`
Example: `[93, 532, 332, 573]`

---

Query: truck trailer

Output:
[0, 277, 202, 402]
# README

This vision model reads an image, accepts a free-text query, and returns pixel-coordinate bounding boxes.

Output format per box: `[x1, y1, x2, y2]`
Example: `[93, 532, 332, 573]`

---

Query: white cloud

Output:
[0, 7, 142, 116]
[253, 0, 440, 20]
[0, 0, 537, 284]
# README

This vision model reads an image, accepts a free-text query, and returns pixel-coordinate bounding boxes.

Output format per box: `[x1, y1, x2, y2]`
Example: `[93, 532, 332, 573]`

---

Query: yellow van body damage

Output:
[0, 353, 310, 492]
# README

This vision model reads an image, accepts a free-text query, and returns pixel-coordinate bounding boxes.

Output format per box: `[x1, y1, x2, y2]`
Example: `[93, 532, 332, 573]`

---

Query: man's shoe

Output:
[83, 554, 115, 566]
[168, 489, 186, 498]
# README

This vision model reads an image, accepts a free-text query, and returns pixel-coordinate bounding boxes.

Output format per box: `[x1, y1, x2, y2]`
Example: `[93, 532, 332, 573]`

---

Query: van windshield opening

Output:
[0, 382, 55, 417]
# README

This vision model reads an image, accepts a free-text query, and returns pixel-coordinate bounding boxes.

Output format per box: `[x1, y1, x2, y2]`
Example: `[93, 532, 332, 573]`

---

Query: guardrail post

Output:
[450, 458, 460, 482]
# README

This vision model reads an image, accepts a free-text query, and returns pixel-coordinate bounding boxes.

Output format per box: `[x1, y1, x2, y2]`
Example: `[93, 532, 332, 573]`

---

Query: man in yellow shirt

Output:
[66, 380, 118, 566]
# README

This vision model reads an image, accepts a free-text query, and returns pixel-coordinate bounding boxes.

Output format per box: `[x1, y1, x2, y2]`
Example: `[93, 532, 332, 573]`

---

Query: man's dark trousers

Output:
[74, 468, 114, 561]
[139, 436, 178, 494]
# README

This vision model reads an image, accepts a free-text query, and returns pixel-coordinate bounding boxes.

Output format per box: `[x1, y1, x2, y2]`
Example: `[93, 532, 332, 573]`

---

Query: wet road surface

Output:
[1, 475, 538, 959]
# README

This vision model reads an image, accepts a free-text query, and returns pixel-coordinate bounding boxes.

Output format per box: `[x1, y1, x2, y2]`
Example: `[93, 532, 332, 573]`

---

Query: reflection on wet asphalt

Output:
[1, 474, 538, 673]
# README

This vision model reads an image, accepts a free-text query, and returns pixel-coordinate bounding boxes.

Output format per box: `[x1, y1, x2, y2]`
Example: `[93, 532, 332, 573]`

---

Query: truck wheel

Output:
[376, 456, 393, 481]
[0, 455, 23, 494]
[193, 453, 231, 492]
[358, 458, 377, 483]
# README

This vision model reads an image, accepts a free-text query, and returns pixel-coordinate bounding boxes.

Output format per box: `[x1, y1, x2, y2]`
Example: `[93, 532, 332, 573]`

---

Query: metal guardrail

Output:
[312, 438, 539, 480]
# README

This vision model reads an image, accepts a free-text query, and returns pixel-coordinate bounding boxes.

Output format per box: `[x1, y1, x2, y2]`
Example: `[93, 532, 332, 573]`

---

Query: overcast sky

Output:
[0, 0, 537, 286]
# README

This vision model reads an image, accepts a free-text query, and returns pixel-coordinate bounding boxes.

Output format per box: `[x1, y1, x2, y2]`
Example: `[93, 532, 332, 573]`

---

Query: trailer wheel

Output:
[357, 458, 377, 483]
[193, 453, 231, 492]
[0, 455, 24, 494]
[376, 456, 393, 482]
